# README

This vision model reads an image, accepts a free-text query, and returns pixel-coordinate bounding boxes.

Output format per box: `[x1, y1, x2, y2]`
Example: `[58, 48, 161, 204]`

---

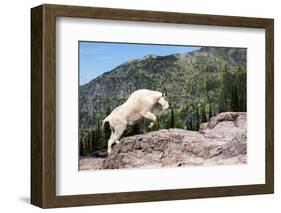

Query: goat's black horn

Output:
[162, 87, 167, 97]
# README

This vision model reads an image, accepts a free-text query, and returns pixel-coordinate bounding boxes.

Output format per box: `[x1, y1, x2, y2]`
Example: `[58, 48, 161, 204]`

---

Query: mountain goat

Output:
[103, 89, 169, 153]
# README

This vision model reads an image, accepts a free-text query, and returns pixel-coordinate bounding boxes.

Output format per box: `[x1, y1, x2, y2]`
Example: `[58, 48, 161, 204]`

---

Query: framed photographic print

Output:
[31, 4, 274, 208]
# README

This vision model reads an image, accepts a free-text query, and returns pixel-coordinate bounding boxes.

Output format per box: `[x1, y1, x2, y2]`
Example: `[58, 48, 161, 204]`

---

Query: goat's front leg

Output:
[158, 97, 169, 110]
[140, 112, 156, 129]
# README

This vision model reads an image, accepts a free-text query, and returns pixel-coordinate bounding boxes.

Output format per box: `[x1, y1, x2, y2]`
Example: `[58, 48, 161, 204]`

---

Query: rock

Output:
[79, 157, 105, 170]
[199, 112, 246, 140]
[102, 112, 247, 169]
[79, 112, 247, 170]
[200, 112, 241, 130]
[92, 150, 108, 158]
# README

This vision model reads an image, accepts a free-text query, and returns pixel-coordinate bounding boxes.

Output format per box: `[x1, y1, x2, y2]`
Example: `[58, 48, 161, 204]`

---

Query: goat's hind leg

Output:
[107, 124, 117, 154]
[107, 133, 115, 154]
[107, 124, 126, 154]
[113, 124, 126, 145]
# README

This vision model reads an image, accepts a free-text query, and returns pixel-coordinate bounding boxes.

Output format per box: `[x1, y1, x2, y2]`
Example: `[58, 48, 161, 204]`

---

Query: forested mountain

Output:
[79, 47, 246, 156]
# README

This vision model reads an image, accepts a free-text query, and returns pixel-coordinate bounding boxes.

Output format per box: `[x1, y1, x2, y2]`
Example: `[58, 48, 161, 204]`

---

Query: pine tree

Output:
[234, 85, 239, 111]
[196, 105, 200, 130]
[219, 91, 225, 113]
[105, 106, 111, 117]
[91, 130, 96, 152]
[96, 119, 101, 149]
[79, 137, 84, 156]
[170, 107, 175, 128]
[185, 116, 189, 130]
[208, 104, 212, 120]
[243, 96, 247, 112]
[231, 84, 239, 111]
[237, 96, 242, 112]
[84, 136, 88, 155]
[87, 135, 91, 155]
[186, 115, 193, 130]
[201, 103, 207, 123]
[156, 118, 160, 131]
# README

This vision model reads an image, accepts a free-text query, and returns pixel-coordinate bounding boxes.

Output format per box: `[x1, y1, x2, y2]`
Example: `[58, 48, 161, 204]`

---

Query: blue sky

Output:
[79, 42, 200, 85]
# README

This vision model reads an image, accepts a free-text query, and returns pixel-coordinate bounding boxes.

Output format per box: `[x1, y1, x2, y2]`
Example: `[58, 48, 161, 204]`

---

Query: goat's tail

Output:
[102, 116, 110, 130]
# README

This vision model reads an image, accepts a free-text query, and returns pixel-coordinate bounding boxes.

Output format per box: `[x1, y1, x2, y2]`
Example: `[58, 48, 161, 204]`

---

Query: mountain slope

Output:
[79, 47, 246, 152]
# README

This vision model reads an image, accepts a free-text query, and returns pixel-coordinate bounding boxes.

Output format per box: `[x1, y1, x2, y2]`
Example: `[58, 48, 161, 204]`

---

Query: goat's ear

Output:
[162, 87, 167, 97]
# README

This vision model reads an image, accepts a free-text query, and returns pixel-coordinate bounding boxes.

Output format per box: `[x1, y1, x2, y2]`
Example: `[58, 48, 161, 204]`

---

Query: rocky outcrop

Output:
[79, 112, 247, 170]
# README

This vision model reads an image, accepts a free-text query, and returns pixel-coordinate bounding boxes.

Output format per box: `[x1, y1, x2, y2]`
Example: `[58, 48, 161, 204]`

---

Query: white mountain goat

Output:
[102, 89, 169, 153]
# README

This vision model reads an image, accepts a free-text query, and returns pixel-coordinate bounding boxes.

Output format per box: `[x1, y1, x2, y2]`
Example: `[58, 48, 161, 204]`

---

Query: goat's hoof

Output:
[148, 123, 154, 129]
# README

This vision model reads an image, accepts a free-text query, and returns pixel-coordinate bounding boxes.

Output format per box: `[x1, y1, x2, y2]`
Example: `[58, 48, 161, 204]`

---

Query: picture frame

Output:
[31, 4, 274, 208]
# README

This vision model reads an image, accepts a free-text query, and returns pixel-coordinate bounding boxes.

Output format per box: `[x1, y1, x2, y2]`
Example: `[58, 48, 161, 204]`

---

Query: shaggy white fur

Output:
[103, 89, 169, 153]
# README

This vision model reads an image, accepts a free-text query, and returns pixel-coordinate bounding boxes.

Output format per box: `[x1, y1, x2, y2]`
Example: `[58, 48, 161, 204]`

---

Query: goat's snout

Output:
[162, 101, 169, 110]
